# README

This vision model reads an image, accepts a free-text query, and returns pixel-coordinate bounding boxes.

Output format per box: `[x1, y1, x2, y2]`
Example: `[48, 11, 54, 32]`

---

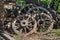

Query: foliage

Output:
[57, 4, 60, 13]
[40, 0, 60, 13]
[50, 0, 60, 13]
[40, 0, 52, 4]
[17, 0, 26, 6]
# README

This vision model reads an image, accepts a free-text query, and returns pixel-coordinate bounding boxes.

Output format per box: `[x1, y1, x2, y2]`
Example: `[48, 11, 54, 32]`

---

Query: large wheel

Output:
[12, 13, 37, 37]
[27, 6, 55, 35]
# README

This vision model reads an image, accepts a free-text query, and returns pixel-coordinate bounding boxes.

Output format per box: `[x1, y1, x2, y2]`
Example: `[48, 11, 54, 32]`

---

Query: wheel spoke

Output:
[24, 28, 27, 33]
[20, 29, 23, 33]
[26, 15, 31, 21]
[26, 25, 30, 29]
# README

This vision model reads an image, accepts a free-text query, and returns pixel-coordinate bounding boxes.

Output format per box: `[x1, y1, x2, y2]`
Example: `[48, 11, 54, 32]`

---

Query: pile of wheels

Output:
[4, 3, 55, 37]
[0, 0, 60, 40]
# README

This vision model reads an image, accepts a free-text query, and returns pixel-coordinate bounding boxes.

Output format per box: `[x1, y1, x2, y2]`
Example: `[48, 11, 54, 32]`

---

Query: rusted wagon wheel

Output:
[12, 13, 37, 37]
[27, 6, 55, 35]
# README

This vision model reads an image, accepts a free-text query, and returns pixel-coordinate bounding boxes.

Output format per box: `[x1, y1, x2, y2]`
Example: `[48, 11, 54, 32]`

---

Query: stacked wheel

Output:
[12, 4, 55, 37]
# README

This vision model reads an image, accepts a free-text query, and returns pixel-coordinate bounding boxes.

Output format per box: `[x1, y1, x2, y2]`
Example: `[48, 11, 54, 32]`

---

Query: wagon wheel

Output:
[18, 4, 36, 14]
[35, 13, 55, 35]
[12, 14, 37, 37]
[27, 6, 55, 35]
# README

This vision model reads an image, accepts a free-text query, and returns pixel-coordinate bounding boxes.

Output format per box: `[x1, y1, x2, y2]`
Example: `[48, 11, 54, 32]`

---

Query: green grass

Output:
[56, 29, 60, 36]
[51, 29, 60, 36]
[16, 34, 20, 40]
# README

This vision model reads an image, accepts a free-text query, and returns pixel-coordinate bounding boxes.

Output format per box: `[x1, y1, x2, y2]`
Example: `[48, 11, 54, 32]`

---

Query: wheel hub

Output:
[21, 20, 28, 27]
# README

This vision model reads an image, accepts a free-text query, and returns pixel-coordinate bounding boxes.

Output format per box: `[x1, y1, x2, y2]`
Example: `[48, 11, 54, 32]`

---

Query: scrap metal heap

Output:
[0, 0, 60, 40]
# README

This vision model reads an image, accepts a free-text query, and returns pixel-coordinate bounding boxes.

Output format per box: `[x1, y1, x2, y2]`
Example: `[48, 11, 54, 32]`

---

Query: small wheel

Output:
[12, 14, 37, 37]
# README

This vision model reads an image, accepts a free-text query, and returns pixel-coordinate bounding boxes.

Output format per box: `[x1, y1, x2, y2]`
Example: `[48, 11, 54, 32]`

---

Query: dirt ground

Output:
[20, 33, 60, 40]
[20, 29, 60, 40]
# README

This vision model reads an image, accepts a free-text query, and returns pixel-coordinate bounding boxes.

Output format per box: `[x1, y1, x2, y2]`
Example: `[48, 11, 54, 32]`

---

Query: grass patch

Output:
[56, 29, 60, 36]
[15, 34, 20, 40]
[51, 29, 60, 36]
